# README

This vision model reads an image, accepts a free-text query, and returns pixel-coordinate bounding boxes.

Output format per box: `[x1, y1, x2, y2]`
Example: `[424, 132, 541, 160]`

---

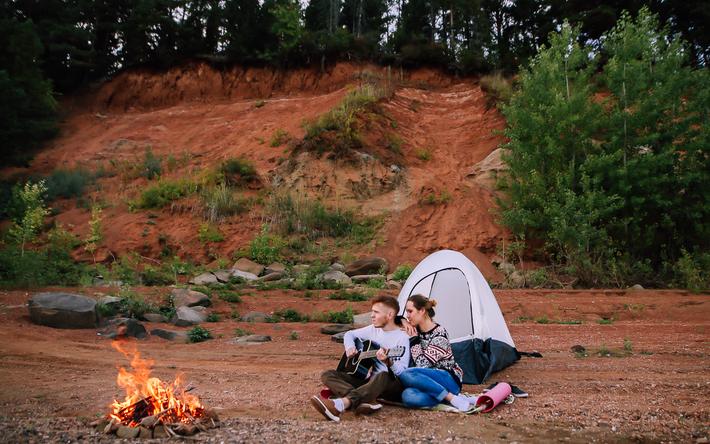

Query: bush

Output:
[198, 223, 224, 243]
[135, 179, 196, 209]
[118, 287, 156, 319]
[272, 309, 309, 322]
[673, 250, 710, 292]
[328, 289, 368, 301]
[44, 168, 93, 200]
[391, 264, 413, 282]
[202, 183, 248, 223]
[415, 148, 432, 161]
[479, 72, 512, 108]
[220, 158, 258, 187]
[270, 129, 290, 147]
[142, 147, 162, 180]
[206, 313, 220, 322]
[420, 191, 451, 205]
[366, 277, 385, 289]
[140, 265, 174, 286]
[326, 307, 354, 324]
[265, 193, 356, 239]
[187, 326, 213, 343]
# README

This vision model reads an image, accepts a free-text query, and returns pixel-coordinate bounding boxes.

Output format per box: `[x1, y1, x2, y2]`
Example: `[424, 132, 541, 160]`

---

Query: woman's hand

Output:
[400, 318, 417, 337]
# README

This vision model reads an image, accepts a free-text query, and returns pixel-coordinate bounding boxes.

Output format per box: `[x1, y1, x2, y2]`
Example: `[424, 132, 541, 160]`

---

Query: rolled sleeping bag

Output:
[475, 382, 512, 413]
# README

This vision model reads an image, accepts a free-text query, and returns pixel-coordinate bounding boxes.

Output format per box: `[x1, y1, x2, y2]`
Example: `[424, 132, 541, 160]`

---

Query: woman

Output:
[398, 294, 472, 412]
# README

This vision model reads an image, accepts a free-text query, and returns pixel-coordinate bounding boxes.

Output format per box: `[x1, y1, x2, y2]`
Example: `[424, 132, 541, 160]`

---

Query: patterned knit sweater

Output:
[409, 324, 464, 386]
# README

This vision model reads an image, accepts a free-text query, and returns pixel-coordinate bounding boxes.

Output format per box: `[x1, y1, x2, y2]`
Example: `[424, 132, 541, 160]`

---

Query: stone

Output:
[173, 306, 208, 326]
[570, 345, 586, 354]
[507, 271, 525, 288]
[99, 318, 147, 339]
[241, 311, 270, 322]
[188, 272, 219, 286]
[231, 269, 258, 281]
[265, 262, 286, 274]
[151, 328, 188, 342]
[152, 425, 169, 438]
[627, 284, 644, 291]
[353, 312, 371, 327]
[329, 262, 345, 272]
[213, 269, 232, 283]
[232, 258, 265, 276]
[321, 270, 352, 286]
[466, 148, 508, 190]
[345, 257, 388, 276]
[28, 292, 97, 329]
[233, 334, 272, 343]
[142, 313, 167, 323]
[98, 296, 122, 311]
[385, 280, 402, 290]
[331, 331, 346, 343]
[116, 425, 140, 439]
[257, 271, 286, 282]
[497, 261, 516, 275]
[138, 426, 152, 439]
[171, 288, 211, 308]
[320, 324, 352, 335]
[350, 274, 386, 283]
[292, 264, 310, 275]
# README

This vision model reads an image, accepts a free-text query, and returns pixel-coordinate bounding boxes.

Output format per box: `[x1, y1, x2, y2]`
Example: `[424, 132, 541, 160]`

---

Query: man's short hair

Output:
[371, 295, 399, 313]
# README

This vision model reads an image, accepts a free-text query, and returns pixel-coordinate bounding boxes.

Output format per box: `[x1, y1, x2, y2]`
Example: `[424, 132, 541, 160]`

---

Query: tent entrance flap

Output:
[452, 338, 520, 385]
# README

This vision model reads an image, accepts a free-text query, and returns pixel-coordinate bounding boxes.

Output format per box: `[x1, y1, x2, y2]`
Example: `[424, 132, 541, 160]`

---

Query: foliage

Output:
[216, 289, 242, 303]
[366, 277, 385, 289]
[270, 129, 290, 147]
[328, 289, 368, 301]
[142, 147, 162, 180]
[293, 262, 340, 290]
[499, 10, 709, 288]
[673, 250, 710, 292]
[248, 225, 286, 264]
[198, 223, 224, 243]
[135, 180, 197, 209]
[187, 326, 213, 343]
[44, 169, 93, 201]
[391, 264, 413, 282]
[202, 183, 249, 223]
[117, 287, 156, 319]
[479, 73, 513, 107]
[325, 307, 354, 324]
[84, 205, 103, 261]
[7, 180, 49, 256]
[415, 148, 432, 161]
[420, 190, 451, 205]
[219, 158, 258, 187]
[272, 308, 309, 322]
[206, 313, 220, 322]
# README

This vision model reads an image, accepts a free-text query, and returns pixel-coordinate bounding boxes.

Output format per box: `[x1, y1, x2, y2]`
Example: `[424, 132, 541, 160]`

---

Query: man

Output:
[310, 295, 411, 422]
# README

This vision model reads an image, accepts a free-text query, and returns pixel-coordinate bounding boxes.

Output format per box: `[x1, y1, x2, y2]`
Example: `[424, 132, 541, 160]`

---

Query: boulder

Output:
[350, 274, 386, 283]
[265, 262, 286, 274]
[28, 292, 97, 329]
[231, 269, 259, 282]
[99, 318, 147, 339]
[329, 263, 345, 272]
[292, 264, 310, 275]
[212, 270, 232, 283]
[320, 324, 352, 335]
[232, 258, 265, 276]
[241, 311, 270, 322]
[233, 334, 272, 344]
[151, 328, 188, 342]
[188, 272, 219, 286]
[173, 306, 208, 326]
[257, 271, 286, 282]
[98, 295, 122, 311]
[466, 148, 508, 190]
[321, 270, 352, 286]
[142, 313, 168, 323]
[627, 284, 644, 291]
[353, 312, 371, 327]
[385, 280, 402, 290]
[331, 332, 346, 343]
[171, 288, 211, 308]
[345, 257, 388, 276]
[116, 425, 140, 439]
[507, 271, 525, 288]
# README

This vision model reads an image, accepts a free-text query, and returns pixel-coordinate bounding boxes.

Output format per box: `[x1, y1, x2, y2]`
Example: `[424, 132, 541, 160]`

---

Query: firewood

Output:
[138, 414, 160, 429]
[103, 418, 118, 434]
[173, 423, 198, 436]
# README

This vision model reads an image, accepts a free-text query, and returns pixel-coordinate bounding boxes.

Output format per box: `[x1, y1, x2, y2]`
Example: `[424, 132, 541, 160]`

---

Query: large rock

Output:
[171, 288, 211, 308]
[99, 318, 147, 339]
[212, 270, 232, 283]
[321, 324, 352, 335]
[350, 274, 386, 283]
[98, 295, 122, 312]
[241, 311, 269, 322]
[257, 271, 286, 282]
[466, 148, 508, 190]
[232, 334, 272, 344]
[28, 292, 97, 329]
[329, 263, 345, 272]
[233, 258, 265, 276]
[142, 313, 168, 323]
[385, 280, 402, 290]
[265, 262, 286, 274]
[331, 331, 346, 343]
[321, 270, 352, 286]
[231, 269, 258, 282]
[173, 306, 208, 326]
[345, 257, 388, 276]
[353, 312, 371, 327]
[292, 264, 310, 275]
[151, 328, 188, 342]
[188, 272, 219, 286]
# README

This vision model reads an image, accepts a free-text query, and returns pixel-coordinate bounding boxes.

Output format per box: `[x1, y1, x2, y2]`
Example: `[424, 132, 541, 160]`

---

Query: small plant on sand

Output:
[289, 331, 300, 340]
[198, 223, 224, 243]
[248, 225, 286, 264]
[420, 190, 451, 205]
[135, 179, 196, 209]
[272, 309, 309, 323]
[254, 99, 266, 108]
[328, 289, 368, 301]
[234, 328, 251, 336]
[392, 264, 413, 282]
[84, 204, 103, 263]
[202, 183, 248, 223]
[142, 147, 162, 180]
[219, 158, 258, 187]
[479, 72, 512, 108]
[188, 326, 213, 343]
[535, 316, 550, 324]
[206, 313, 220, 322]
[598, 317, 615, 325]
[623, 337, 633, 353]
[366, 277, 385, 289]
[7, 180, 49, 256]
[415, 148, 432, 161]
[270, 129, 290, 147]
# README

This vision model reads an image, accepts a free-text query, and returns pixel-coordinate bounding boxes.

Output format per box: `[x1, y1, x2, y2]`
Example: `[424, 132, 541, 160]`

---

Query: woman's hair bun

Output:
[428, 299, 438, 308]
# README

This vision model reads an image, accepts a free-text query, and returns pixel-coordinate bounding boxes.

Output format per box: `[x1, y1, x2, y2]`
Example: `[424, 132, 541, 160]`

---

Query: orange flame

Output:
[109, 341, 204, 426]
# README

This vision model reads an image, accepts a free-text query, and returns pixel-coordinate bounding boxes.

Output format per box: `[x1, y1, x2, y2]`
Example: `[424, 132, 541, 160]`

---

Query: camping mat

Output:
[376, 393, 481, 414]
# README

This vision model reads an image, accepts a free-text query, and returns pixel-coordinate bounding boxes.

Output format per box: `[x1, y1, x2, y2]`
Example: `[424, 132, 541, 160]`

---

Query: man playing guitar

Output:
[310, 295, 411, 422]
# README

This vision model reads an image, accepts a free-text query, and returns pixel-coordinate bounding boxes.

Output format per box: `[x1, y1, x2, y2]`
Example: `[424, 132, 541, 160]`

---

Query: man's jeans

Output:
[398, 367, 461, 408]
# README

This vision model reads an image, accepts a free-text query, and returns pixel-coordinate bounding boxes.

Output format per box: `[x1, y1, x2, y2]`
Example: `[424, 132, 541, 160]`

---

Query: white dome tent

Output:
[397, 249, 521, 384]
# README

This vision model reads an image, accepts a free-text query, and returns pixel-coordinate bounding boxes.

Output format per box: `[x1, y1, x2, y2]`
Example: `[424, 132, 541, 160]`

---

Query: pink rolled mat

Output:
[475, 382, 512, 412]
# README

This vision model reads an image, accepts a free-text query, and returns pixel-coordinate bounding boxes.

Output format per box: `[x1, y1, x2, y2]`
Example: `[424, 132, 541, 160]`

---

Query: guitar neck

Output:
[358, 348, 402, 360]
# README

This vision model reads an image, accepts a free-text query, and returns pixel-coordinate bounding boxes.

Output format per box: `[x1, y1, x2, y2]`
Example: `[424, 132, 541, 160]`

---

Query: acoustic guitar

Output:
[336, 339, 406, 380]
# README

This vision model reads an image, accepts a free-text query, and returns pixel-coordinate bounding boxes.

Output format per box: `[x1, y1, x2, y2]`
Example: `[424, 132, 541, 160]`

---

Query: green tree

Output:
[8, 181, 49, 256]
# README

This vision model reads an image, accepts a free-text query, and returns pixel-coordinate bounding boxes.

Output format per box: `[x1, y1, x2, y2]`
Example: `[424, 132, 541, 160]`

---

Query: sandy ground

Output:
[0, 288, 708, 443]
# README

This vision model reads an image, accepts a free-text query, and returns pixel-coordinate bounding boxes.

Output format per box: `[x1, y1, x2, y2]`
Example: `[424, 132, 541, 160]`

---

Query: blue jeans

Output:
[398, 367, 461, 408]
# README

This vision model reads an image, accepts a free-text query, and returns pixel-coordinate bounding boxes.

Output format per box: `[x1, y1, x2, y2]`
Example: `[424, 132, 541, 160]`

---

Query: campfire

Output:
[96, 341, 219, 439]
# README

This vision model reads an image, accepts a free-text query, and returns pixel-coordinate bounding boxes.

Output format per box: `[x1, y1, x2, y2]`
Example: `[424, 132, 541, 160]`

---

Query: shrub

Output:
[7, 180, 49, 256]
[206, 313, 220, 322]
[385, 134, 403, 155]
[248, 225, 286, 264]
[254, 99, 265, 108]
[265, 193, 356, 239]
[202, 183, 248, 222]
[415, 148, 432, 161]
[289, 331, 299, 340]
[420, 191, 451, 205]
[140, 265, 174, 286]
[391, 264, 413, 282]
[135, 179, 196, 209]
[235, 327, 251, 336]
[293, 263, 340, 290]
[118, 287, 156, 319]
[273, 309, 309, 322]
[220, 158, 258, 187]
[44, 168, 93, 200]
[366, 277, 385, 289]
[270, 129, 290, 147]
[142, 147, 162, 180]
[188, 326, 212, 343]
[673, 249, 710, 292]
[216, 289, 242, 303]
[326, 307, 354, 324]
[198, 223, 224, 243]
[479, 72, 512, 108]
[328, 289, 368, 301]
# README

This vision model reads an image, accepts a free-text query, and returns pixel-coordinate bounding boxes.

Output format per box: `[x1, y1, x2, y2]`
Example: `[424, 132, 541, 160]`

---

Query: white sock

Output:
[333, 398, 345, 412]
[449, 395, 471, 411]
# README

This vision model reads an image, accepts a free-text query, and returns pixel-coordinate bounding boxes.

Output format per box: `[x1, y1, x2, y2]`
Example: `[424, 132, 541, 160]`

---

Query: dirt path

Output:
[1, 288, 707, 442]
